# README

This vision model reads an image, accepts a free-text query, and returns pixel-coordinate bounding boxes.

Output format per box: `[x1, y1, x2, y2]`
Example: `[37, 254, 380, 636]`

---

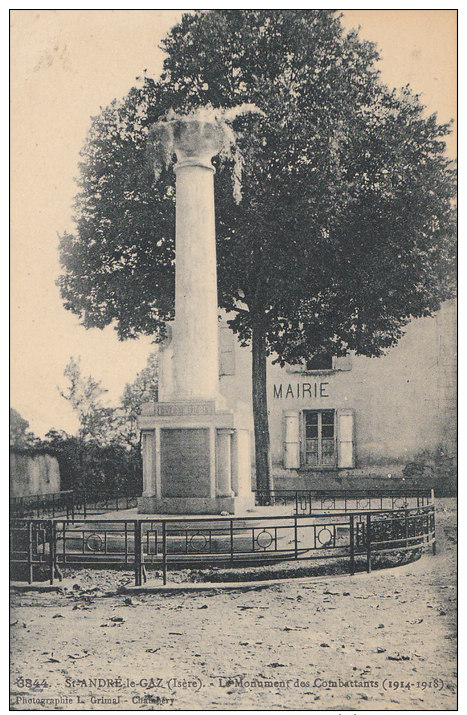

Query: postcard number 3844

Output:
[14, 677, 50, 689]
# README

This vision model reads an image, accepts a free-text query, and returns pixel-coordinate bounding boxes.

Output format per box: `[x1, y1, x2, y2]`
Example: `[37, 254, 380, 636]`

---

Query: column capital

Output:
[172, 118, 223, 172]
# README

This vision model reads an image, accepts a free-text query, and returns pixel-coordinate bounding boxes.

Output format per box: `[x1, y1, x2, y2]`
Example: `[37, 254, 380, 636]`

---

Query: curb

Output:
[10, 583, 65, 593]
[120, 552, 434, 593]
[10, 549, 436, 595]
[121, 581, 277, 593]
[10, 551, 439, 597]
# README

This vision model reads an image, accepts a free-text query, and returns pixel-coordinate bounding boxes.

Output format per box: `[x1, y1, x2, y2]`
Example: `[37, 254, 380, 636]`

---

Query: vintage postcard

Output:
[10, 9, 457, 711]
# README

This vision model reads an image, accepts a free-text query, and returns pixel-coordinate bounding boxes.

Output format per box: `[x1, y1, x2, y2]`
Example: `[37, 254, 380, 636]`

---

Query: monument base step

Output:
[137, 494, 255, 515]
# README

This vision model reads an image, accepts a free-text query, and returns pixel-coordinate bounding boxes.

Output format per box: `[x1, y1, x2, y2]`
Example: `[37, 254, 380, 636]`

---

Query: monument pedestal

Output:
[137, 400, 254, 514]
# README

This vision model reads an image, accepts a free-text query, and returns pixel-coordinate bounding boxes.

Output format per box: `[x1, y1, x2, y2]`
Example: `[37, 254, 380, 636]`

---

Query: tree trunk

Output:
[251, 322, 273, 501]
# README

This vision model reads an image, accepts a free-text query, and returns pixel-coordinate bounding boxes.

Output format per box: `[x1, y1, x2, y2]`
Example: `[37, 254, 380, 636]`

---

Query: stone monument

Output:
[137, 114, 254, 514]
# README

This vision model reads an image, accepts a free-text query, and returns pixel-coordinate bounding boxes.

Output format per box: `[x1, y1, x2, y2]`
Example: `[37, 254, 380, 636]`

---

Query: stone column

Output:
[141, 430, 156, 496]
[137, 114, 254, 515]
[216, 428, 234, 497]
[170, 119, 224, 402]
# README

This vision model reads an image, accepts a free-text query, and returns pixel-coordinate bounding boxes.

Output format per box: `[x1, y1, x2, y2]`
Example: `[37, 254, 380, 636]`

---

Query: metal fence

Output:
[254, 488, 434, 514]
[10, 490, 139, 519]
[10, 491, 75, 519]
[71, 492, 139, 518]
[10, 487, 432, 520]
[10, 504, 435, 586]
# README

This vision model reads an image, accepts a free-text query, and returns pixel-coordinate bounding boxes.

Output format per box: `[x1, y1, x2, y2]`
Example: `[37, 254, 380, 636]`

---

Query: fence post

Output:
[49, 520, 56, 585]
[134, 520, 141, 586]
[294, 516, 298, 559]
[430, 488, 435, 504]
[62, 521, 66, 568]
[230, 519, 234, 564]
[405, 508, 409, 548]
[349, 514, 355, 575]
[162, 521, 167, 585]
[71, 492, 75, 521]
[27, 521, 33, 584]
[140, 523, 146, 583]
[295, 492, 298, 515]
[366, 513, 372, 573]
[52, 493, 55, 519]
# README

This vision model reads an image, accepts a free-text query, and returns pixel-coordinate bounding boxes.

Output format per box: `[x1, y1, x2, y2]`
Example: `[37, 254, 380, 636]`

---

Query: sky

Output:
[10, 10, 457, 437]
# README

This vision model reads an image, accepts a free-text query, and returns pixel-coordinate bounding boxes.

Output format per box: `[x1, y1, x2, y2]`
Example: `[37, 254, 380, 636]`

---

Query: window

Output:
[304, 410, 336, 467]
[305, 354, 333, 371]
[286, 352, 341, 373]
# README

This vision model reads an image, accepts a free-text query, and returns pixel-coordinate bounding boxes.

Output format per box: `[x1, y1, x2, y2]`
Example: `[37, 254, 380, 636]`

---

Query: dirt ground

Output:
[10, 499, 457, 711]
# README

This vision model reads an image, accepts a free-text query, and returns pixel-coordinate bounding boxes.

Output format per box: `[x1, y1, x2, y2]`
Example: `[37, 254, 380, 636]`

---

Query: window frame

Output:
[301, 408, 337, 469]
[286, 356, 338, 375]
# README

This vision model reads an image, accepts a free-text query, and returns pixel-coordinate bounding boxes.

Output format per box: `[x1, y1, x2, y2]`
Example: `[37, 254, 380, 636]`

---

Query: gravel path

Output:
[10, 499, 456, 710]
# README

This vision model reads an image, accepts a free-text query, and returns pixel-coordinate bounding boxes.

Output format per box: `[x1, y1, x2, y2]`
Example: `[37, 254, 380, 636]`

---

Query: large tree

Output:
[58, 10, 456, 491]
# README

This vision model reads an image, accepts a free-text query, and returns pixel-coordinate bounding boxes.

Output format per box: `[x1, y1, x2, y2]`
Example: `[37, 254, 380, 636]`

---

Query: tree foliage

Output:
[10, 355, 157, 496]
[58, 10, 456, 490]
[50, 353, 158, 493]
[118, 351, 159, 446]
[60, 357, 115, 444]
[43, 429, 142, 496]
[60, 353, 159, 449]
[10, 408, 32, 448]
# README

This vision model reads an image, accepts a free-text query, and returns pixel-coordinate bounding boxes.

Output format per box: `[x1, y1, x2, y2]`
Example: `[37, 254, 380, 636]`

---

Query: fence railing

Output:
[9, 491, 75, 519]
[254, 488, 434, 514]
[9, 490, 139, 519]
[71, 491, 139, 518]
[10, 504, 435, 587]
[10, 487, 433, 520]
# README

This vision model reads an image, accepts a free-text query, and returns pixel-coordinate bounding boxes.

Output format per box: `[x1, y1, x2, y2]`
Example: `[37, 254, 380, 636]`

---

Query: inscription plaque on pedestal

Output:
[160, 428, 211, 497]
[155, 402, 215, 417]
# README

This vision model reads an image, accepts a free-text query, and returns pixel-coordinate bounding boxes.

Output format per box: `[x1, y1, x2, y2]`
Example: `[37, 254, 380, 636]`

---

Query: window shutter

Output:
[337, 408, 355, 468]
[219, 326, 235, 376]
[333, 355, 352, 371]
[284, 411, 300, 468]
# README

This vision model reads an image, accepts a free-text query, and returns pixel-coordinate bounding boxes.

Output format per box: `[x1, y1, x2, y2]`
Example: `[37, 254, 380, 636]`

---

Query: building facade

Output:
[216, 300, 456, 479]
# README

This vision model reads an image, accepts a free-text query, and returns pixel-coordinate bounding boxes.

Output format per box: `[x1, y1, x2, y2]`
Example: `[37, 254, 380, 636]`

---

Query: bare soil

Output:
[10, 499, 457, 710]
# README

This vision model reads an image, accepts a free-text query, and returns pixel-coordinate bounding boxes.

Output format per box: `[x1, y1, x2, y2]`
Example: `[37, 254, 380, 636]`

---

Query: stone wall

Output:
[10, 450, 60, 497]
